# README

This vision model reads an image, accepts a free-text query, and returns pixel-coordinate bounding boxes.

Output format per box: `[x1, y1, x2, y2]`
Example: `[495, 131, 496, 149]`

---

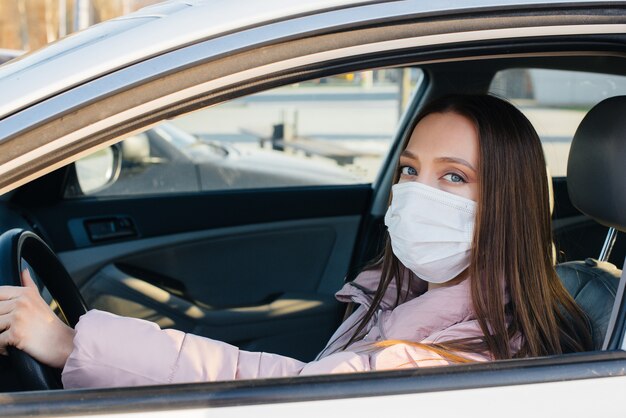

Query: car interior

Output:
[0, 42, 625, 393]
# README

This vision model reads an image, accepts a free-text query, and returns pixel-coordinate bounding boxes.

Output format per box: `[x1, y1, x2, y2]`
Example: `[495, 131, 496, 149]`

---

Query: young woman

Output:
[0, 94, 592, 388]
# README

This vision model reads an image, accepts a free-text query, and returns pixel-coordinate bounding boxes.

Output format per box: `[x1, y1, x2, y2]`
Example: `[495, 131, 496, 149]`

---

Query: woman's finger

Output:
[21, 269, 38, 289]
[0, 299, 16, 316]
[0, 329, 14, 354]
[0, 313, 12, 333]
[0, 285, 24, 301]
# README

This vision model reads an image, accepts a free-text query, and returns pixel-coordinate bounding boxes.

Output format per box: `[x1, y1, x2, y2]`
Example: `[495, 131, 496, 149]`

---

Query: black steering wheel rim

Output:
[0, 229, 88, 390]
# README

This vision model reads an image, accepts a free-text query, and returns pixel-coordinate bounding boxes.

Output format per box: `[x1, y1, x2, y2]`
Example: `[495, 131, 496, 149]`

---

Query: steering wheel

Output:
[0, 229, 88, 390]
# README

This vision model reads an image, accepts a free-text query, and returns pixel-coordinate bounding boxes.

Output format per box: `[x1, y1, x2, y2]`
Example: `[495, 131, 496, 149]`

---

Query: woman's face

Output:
[399, 111, 479, 201]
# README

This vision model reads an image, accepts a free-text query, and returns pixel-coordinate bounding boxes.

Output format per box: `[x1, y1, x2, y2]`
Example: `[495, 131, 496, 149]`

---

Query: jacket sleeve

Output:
[62, 310, 373, 388]
[61, 310, 473, 389]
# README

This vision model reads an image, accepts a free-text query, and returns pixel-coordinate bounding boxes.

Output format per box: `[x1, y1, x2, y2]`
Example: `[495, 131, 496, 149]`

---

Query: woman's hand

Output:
[0, 269, 76, 369]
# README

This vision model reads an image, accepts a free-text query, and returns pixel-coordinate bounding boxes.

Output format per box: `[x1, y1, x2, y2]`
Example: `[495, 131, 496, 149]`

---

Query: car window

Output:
[66, 68, 424, 197]
[489, 68, 626, 177]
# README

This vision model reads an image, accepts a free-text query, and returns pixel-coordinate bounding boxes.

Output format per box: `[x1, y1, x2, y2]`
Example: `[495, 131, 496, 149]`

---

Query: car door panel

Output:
[33, 187, 370, 361]
[80, 265, 343, 361]
[110, 219, 358, 306]
[60, 216, 360, 354]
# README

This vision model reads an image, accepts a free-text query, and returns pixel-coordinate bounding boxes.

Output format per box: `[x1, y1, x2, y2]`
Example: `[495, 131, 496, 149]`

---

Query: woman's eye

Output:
[400, 166, 417, 176]
[443, 173, 465, 183]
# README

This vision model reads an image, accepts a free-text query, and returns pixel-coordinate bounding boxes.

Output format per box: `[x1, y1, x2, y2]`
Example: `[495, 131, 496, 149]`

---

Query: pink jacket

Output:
[62, 270, 489, 388]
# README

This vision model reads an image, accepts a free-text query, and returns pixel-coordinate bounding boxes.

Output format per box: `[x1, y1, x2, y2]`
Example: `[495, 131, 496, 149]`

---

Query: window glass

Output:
[489, 68, 626, 176]
[67, 68, 424, 197]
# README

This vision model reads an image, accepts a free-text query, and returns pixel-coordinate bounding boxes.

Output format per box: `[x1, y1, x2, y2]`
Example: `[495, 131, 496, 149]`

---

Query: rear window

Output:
[489, 69, 626, 176]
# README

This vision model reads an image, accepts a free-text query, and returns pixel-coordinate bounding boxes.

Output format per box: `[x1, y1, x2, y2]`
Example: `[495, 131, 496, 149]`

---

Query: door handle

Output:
[85, 217, 137, 242]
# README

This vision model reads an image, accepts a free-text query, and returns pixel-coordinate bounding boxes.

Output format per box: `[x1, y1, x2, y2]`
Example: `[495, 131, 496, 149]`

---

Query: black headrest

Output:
[567, 96, 626, 232]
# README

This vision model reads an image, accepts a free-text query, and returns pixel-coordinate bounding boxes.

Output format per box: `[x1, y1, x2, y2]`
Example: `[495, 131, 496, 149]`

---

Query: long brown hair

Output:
[347, 94, 592, 359]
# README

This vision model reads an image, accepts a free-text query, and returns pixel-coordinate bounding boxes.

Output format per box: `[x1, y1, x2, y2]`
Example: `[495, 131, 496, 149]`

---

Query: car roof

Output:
[0, 0, 615, 120]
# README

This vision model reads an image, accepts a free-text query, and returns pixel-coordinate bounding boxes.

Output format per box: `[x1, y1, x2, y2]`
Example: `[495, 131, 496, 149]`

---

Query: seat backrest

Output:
[557, 95, 626, 350]
[556, 259, 620, 349]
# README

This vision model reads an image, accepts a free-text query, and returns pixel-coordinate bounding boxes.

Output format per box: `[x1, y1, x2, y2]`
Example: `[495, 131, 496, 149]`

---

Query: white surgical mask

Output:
[384, 181, 476, 283]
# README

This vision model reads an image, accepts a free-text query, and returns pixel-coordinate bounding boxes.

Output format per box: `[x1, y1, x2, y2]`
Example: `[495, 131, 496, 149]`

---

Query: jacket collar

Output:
[335, 268, 474, 344]
[336, 267, 426, 310]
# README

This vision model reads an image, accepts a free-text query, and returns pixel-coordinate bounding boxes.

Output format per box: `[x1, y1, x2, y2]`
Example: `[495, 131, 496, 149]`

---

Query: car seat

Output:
[556, 95, 626, 350]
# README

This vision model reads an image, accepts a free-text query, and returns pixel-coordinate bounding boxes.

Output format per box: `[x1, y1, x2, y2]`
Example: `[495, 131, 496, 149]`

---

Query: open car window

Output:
[66, 68, 424, 197]
[489, 68, 626, 177]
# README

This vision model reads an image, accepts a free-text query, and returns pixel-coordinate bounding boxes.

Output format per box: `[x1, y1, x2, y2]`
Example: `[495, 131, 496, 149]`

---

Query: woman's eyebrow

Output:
[400, 150, 418, 160]
[436, 156, 476, 171]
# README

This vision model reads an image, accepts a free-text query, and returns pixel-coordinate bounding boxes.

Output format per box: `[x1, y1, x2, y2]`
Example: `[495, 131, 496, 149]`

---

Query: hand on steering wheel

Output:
[0, 269, 76, 367]
[0, 229, 88, 390]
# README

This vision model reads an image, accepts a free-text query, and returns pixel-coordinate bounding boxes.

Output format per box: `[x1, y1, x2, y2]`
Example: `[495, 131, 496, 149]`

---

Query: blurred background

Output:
[0, 0, 162, 51]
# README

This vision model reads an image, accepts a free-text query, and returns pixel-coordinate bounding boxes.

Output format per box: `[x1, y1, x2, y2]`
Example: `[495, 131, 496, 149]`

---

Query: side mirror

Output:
[121, 133, 151, 164]
[73, 145, 122, 195]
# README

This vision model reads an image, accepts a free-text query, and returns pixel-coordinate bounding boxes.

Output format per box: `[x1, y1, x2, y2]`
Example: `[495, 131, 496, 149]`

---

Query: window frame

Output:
[3, 350, 626, 416]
